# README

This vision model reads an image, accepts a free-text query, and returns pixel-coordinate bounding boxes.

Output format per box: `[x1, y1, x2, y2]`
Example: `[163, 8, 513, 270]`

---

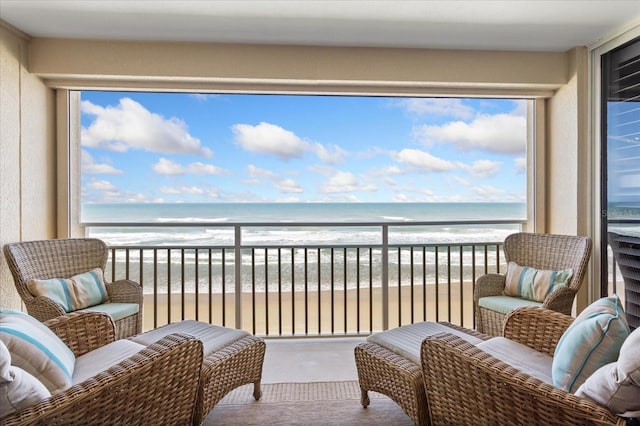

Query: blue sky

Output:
[80, 92, 527, 203]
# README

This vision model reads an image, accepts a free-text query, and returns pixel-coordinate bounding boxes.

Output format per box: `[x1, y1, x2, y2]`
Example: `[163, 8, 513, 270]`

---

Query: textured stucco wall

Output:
[0, 25, 56, 310]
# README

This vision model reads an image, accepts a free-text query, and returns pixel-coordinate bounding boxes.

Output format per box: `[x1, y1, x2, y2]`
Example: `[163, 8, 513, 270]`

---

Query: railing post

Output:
[382, 225, 389, 330]
[235, 225, 242, 329]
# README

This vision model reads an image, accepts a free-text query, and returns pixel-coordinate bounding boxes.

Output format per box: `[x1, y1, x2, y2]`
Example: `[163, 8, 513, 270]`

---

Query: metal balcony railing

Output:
[85, 220, 526, 337]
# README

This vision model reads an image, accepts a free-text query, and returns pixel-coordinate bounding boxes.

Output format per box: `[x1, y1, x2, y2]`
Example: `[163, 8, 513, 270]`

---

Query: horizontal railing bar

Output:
[99, 241, 505, 251]
[82, 219, 525, 228]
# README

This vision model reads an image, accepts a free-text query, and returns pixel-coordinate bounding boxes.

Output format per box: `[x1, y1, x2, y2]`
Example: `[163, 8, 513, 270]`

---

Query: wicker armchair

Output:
[1, 312, 203, 425]
[474, 232, 592, 336]
[608, 232, 640, 330]
[3, 238, 143, 339]
[421, 307, 627, 426]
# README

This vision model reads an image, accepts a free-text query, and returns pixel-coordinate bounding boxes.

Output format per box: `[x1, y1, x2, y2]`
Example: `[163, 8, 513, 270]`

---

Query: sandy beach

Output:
[142, 282, 476, 335]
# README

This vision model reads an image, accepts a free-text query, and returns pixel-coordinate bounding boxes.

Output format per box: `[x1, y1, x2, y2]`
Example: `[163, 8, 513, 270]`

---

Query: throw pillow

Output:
[575, 327, 640, 417]
[504, 262, 573, 302]
[0, 309, 75, 393]
[27, 268, 108, 312]
[552, 295, 630, 392]
[0, 340, 51, 418]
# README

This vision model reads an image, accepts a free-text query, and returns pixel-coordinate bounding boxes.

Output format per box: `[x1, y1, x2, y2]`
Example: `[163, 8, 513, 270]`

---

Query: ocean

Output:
[83, 202, 525, 293]
[83, 202, 526, 247]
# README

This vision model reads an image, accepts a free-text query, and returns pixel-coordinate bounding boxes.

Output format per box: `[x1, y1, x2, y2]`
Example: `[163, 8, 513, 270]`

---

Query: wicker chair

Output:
[421, 307, 627, 426]
[608, 232, 640, 330]
[474, 232, 592, 336]
[1, 312, 203, 425]
[3, 238, 143, 339]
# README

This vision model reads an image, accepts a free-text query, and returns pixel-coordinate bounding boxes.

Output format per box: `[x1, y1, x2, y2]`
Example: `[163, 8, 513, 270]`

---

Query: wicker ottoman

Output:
[130, 321, 265, 425]
[355, 322, 488, 425]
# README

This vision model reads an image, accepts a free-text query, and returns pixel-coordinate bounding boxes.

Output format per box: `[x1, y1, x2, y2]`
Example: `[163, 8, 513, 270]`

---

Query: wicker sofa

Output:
[1, 311, 203, 425]
[1, 310, 266, 426]
[421, 306, 637, 426]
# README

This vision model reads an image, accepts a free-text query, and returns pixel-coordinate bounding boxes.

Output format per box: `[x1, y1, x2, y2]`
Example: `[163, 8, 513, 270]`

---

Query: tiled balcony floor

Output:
[261, 337, 366, 383]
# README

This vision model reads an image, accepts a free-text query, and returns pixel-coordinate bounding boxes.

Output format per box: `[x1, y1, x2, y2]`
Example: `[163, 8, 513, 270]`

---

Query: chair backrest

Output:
[608, 232, 640, 329]
[3, 238, 108, 303]
[503, 232, 592, 292]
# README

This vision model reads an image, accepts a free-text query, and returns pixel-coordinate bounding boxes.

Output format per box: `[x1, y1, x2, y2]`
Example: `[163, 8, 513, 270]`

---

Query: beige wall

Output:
[546, 47, 590, 311]
[0, 25, 56, 310]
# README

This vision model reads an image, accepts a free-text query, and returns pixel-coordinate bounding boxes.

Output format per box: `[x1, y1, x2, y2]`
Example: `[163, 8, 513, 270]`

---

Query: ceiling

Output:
[1, 0, 639, 52]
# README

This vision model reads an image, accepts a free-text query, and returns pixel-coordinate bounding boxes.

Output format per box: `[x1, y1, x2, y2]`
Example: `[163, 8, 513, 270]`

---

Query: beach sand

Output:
[142, 282, 476, 335]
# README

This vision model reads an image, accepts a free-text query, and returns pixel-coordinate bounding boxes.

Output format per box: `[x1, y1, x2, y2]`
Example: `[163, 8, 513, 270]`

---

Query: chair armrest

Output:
[473, 273, 506, 302]
[45, 311, 116, 357]
[421, 333, 621, 426]
[2, 333, 203, 426]
[502, 306, 574, 356]
[24, 296, 67, 322]
[542, 286, 578, 314]
[106, 279, 143, 305]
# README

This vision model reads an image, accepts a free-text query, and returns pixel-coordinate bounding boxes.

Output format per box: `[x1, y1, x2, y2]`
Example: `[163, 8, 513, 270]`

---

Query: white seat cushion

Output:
[367, 322, 484, 365]
[476, 337, 554, 384]
[72, 339, 145, 385]
[129, 320, 249, 357]
[82, 302, 139, 321]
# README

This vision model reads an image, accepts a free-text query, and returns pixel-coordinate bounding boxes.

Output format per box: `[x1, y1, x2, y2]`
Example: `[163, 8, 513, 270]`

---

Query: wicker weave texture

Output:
[3, 238, 143, 338]
[1, 318, 203, 425]
[474, 232, 592, 336]
[421, 309, 624, 426]
[193, 335, 266, 424]
[608, 232, 640, 330]
[355, 322, 489, 426]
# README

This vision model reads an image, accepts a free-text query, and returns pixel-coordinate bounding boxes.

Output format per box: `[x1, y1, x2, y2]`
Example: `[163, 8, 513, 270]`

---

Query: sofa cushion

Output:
[0, 340, 51, 418]
[0, 309, 75, 394]
[367, 321, 484, 365]
[72, 339, 145, 385]
[503, 262, 573, 302]
[129, 320, 249, 357]
[27, 268, 108, 312]
[478, 295, 543, 315]
[575, 327, 640, 417]
[476, 337, 553, 384]
[82, 302, 139, 321]
[553, 296, 630, 392]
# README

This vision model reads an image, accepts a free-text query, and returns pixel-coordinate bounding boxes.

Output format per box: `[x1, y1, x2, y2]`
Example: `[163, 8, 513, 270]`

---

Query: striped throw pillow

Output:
[0, 309, 75, 393]
[552, 295, 630, 392]
[28, 268, 108, 312]
[504, 262, 573, 302]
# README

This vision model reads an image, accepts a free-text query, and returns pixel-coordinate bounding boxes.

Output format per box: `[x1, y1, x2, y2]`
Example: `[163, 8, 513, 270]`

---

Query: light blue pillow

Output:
[0, 309, 75, 393]
[552, 296, 630, 392]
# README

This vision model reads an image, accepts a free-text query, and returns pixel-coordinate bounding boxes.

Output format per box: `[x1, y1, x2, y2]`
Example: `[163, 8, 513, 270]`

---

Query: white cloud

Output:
[414, 113, 526, 154]
[81, 150, 123, 174]
[81, 98, 212, 157]
[514, 157, 527, 174]
[160, 185, 219, 197]
[451, 176, 472, 186]
[247, 164, 278, 179]
[313, 143, 348, 164]
[321, 171, 377, 194]
[152, 158, 226, 175]
[232, 122, 309, 160]
[276, 179, 304, 193]
[233, 122, 348, 164]
[87, 179, 118, 192]
[399, 98, 475, 119]
[392, 148, 456, 172]
[247, 165, 304, 194]
[457, 159, 502, 177]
